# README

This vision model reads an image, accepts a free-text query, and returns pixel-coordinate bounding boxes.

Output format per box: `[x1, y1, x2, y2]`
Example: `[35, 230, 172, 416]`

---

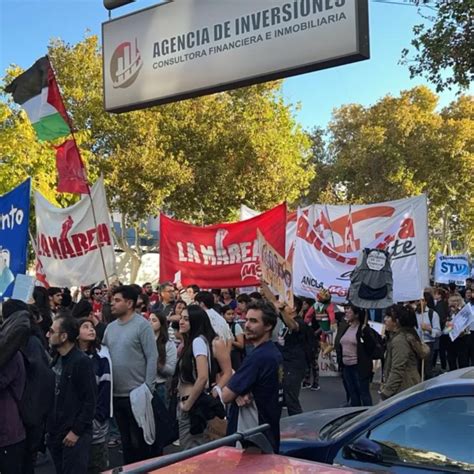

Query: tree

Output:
[401, 2, 473, 92]
[307, 86, 474, 255]
[1, 34, 314, 281]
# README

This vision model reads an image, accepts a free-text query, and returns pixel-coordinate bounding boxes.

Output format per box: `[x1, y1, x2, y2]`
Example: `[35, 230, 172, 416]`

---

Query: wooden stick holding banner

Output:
[257, 229, 293, 307]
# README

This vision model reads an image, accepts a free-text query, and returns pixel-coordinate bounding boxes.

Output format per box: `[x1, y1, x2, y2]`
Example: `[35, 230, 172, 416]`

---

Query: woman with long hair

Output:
[334, 304, 377, 406]
[76, 319, 112, 474]
[149, 311, 177, 408]
[177, 305, 226, 449]
[381, 304, 429, 400]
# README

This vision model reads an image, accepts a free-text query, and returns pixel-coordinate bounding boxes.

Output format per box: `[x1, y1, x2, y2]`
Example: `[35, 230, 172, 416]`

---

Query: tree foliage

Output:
[2, 35, 313, 228]
[401, 2, 473, 92]
[307, 86, 474, 255]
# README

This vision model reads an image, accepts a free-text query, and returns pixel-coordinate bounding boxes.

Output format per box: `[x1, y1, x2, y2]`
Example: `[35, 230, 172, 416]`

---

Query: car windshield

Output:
[325, 383, 426, 440]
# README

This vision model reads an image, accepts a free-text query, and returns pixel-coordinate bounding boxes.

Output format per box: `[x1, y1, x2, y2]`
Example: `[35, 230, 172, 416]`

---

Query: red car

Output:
[108, 445, 373, 473]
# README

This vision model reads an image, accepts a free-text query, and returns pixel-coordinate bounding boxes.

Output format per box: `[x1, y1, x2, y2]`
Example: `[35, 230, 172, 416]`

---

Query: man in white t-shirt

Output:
[195, 291, 233, 345]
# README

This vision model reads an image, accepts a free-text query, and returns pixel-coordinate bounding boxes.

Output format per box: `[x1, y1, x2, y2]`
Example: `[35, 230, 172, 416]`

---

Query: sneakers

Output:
[310, 384, 320, 391]
[301, 381, 312, 389]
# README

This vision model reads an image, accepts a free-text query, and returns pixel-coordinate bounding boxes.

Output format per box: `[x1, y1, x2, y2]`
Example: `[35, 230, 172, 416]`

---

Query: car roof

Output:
[110, 446, 373, 473]
[421, 367, 474, 388]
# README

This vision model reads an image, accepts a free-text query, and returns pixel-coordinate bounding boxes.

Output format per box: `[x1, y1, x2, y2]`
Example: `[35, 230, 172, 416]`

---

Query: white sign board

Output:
[448, 304, 473, 342]
[102, 0, 369, 112]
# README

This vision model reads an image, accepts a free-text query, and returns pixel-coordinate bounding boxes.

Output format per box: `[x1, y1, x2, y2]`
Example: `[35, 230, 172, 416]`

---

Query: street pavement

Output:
[37, 375, 376, 473]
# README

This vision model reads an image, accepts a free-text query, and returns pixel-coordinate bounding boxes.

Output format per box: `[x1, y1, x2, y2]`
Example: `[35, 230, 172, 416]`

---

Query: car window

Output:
[329, 383, 426, 439]
[367, 397, 474, 471]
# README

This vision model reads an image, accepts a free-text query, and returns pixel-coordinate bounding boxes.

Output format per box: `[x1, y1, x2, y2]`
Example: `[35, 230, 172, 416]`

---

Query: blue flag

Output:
[0, 179, 31, 299]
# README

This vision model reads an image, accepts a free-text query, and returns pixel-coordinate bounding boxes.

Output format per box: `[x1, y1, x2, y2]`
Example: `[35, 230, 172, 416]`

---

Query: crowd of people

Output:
[0, 276, 473, 474]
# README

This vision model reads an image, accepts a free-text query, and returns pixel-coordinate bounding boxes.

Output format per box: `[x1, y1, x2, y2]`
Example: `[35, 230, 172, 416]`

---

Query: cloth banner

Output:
[257, 229, 293, 306]
[0, 179, 30, 298]
[293, 197, 428, 303]
[160, 203, 286, 288]
[434, 252, 471, 286]
[34, 177, 116, 287]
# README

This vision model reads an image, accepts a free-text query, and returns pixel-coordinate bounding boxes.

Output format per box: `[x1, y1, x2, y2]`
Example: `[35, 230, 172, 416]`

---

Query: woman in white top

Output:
[177, 305, 227, 449]
[149, 312, 177, 408]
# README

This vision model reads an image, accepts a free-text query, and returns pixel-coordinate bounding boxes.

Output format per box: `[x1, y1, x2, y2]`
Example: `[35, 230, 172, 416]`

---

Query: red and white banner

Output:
[34, 177, 116, 287]
[242, 196, 429, 303]
[160, 203, 286, 288]
[293, 196, 428, 303]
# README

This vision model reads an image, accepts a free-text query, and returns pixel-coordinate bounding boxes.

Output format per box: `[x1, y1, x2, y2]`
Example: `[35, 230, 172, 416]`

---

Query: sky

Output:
[0, 0, 469, 131]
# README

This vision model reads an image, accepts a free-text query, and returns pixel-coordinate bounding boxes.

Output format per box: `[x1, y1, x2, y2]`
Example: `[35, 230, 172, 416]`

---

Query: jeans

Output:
[282, 364, 306, 416]
[177, 407, 209, 450]
[47, 432, 92, 474]
[303, 344, 320, 387]
[342, 364, 372, 407]
[113, 397, 151, 465]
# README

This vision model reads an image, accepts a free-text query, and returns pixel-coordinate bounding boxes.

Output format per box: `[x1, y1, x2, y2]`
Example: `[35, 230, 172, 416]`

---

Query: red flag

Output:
[54, 139, 89, 194]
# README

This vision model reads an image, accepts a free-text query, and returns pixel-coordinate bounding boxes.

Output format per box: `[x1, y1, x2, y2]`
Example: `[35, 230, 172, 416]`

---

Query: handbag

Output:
[206, 416, 228, 441]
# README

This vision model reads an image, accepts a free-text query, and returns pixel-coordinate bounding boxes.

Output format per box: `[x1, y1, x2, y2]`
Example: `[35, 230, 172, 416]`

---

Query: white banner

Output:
[292, 196, 429, 303]
[34, 178, 116, 287]
[434, 252, 471, 286]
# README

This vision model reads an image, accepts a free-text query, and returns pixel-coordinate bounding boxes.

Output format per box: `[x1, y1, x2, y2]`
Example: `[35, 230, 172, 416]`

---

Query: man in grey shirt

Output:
[103, 285, 158, 464]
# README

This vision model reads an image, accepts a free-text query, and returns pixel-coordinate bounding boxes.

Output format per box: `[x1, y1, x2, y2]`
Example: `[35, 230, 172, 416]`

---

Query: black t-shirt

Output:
[227, 340, 283, 452]
[278, 316, 306, 366]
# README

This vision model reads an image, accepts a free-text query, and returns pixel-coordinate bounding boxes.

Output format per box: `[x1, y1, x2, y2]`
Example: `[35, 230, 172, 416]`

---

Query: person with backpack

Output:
[0, 304, 30, 474]
[414, 297, 441, 379]
[222, 305, 245, 370]
[334, 304, 380, 407]
[1, 300, 55, 474]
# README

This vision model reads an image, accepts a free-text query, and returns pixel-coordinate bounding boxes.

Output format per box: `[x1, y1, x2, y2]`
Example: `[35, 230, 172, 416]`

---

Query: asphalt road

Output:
[36, 375, 376, 473]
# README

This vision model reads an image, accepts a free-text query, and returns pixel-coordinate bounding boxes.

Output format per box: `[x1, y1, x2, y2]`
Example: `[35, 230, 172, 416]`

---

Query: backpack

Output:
[17, 340, 55, 429]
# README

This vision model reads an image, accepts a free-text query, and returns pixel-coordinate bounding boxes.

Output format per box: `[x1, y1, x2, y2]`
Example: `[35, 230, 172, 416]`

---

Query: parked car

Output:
[107, 425, 373, 474]
[279, 367, 474, 473]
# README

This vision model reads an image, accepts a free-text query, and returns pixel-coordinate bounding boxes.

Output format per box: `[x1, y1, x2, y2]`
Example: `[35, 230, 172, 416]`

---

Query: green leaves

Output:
[400, 3, 473, 92]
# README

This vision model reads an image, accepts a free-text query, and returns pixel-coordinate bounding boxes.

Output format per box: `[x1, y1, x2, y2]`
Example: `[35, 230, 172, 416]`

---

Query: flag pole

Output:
[324, 204, 336, 249]
[47, 56, 110, 286]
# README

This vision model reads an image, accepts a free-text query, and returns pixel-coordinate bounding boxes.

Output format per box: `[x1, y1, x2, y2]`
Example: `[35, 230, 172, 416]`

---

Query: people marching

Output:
[1, 276, 474, 474]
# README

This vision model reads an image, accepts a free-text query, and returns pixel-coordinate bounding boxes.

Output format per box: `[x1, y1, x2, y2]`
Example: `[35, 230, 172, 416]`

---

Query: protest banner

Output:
[0, 179, 30, 299]
[293, 205, 424, 303]
[434, 252, 471, 286]
[447, 304, 473, 342]
[257, 229, 293, 306]
[160, 203, 286, 288]
[34, 177, 116, 287]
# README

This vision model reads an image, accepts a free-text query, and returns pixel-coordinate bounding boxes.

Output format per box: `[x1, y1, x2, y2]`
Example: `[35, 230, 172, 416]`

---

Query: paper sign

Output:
[258, 229, 293, 307]
[173, 270, 181, 284]
[11, 274, 35, 303]
[368, 321, 385, 336]
[448, 304, 473, 342]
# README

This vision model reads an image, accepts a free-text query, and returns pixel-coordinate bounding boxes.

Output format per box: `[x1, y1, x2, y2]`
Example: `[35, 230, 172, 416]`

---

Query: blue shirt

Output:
[227, 340, 283, 452]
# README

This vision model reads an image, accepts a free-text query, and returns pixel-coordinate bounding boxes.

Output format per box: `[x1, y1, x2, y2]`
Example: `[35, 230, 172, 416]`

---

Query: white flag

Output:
[34, 177, 116, 287]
